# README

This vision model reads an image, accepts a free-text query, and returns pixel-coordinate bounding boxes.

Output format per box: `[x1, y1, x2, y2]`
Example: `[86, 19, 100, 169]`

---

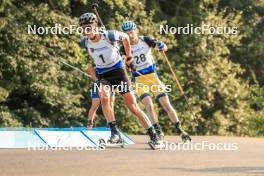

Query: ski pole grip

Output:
[91, 3, 99, 9]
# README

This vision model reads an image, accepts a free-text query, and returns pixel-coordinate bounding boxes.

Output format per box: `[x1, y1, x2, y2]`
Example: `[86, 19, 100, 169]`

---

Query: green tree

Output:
[0, 3, 90, 127]
[0, 0, 263, 136]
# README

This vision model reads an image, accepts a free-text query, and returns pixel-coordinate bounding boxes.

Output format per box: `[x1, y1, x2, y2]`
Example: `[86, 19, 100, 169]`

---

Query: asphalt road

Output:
[0, 135, 264, 176]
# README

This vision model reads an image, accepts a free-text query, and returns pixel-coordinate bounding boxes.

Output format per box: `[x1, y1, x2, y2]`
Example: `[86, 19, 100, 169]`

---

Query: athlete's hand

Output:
[87, 66, 97, 81]
[87, 119, 94, 129]
[126, 64, 131, 72]
[126, 63, 137, 72]
[156, 41, 167, 52]
[126, 56, 134, 72]
[130, 63, 137, 71]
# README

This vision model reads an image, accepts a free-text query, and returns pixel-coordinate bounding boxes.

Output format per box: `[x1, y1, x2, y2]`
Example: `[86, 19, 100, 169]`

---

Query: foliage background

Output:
[0, 0, 263, 136]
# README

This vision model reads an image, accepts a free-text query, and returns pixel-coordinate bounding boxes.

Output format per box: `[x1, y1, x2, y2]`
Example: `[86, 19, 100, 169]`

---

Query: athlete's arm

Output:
[143, 36, 167, 51]
[122, 34, 132, 58]
[107, 30, 133, 70]
[87, 65, 97, 81]
[122, 34, 133, 69]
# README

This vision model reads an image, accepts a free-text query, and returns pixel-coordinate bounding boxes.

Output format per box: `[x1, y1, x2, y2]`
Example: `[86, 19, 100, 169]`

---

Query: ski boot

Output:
[99, 130, 124, 149]
[147, 127, 164, 150]
[108, 130, 123, 144]
[175, 121, 191, 143]
[153, 123, 165, 140]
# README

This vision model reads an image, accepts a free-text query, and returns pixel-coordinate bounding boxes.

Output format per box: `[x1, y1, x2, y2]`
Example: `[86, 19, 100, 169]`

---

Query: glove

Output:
[157, 41, 167, 51]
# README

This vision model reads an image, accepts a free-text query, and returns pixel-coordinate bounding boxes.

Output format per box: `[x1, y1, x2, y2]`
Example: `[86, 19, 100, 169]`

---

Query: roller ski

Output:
[147, 127, 165, 150]
[99, 130, 125, 149]
[175, 121, 191, 143]
[153, 123, 165, 140]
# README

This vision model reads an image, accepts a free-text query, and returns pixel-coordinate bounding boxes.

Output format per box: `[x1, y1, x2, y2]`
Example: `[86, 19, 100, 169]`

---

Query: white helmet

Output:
[79, 12, 98, 26]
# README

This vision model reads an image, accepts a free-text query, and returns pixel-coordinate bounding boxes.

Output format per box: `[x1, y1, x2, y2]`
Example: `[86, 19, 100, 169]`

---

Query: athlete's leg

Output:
[87, 82, 101, 128]
[141, 95, 158, 124]
[136, 73, 166, 137]
[107, 68, 152, 128]
[105, 68, 162, 146]
[158, 95, 179, 123]
[98, 83, 115, 122]
[87, 98, 100, 128]
[158, 95, 191, 142]
[122, 92, 163, 147]
[98, 82, 121, 143]
[136, 94, 164, 140]
[110, 93, 115, 113]
[141, 95, 165, 138]
[99, 84, 120, 142]
[122, 92, 152, 129]
[88, 98, 100, 119]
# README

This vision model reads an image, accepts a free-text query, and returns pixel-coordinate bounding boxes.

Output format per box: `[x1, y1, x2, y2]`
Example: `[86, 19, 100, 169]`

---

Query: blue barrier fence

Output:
[0, 127, 134, 148]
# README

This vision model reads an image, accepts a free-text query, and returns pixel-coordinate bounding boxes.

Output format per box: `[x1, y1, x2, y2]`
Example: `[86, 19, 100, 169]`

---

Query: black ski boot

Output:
[153, 123, 165, 139]
[147, 126, 164, 150]
[109, 130, 122, 143]
[108, 121, 122, 144]
[175, 121, 191, 142]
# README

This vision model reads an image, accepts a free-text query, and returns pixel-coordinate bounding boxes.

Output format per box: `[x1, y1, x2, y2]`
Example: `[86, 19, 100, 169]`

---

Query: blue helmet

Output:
[121, 20, 137, 32]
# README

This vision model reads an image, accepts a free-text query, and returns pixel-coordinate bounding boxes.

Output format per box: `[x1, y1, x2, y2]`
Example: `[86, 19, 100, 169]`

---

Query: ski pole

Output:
[91, 3, 105, 28]
[161, 50, 199, 122]
[161, 50, 184, 96]
[50, 56, 92, 79]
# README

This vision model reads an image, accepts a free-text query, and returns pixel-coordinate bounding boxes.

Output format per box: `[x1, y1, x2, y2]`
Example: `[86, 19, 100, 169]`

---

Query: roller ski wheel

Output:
[148, 140, 165, 150]
[98, 135, 125, 148]
[107, 138, 125, 147]
[98, 139, 106, 149]
[181, 132, 191, 143]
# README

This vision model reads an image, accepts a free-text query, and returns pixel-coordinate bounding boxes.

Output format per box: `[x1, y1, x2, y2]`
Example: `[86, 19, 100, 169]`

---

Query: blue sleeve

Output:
[107, 30, 126, 42]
